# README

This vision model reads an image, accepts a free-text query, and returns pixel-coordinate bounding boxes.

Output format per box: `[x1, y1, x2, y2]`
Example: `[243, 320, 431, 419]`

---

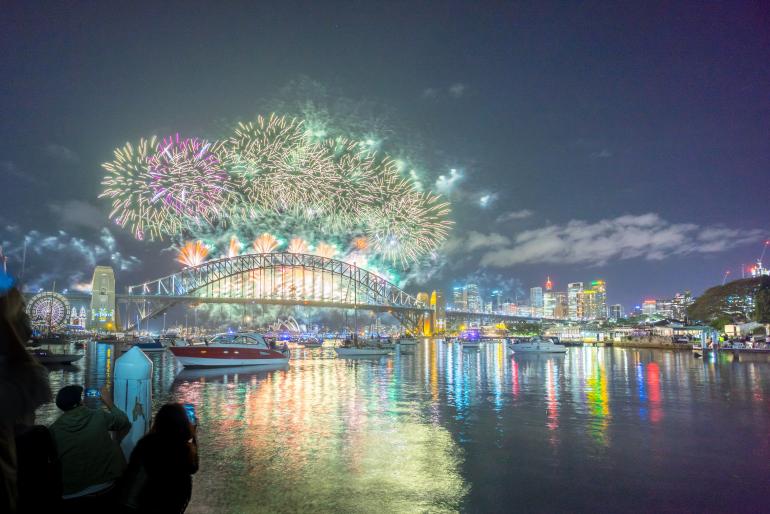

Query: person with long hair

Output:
[0, 280, 52, 513]
[119, 403, 199, 513]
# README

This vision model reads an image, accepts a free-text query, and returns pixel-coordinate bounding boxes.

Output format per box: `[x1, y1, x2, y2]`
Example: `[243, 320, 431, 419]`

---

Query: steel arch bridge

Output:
[124, 252, 430, 332]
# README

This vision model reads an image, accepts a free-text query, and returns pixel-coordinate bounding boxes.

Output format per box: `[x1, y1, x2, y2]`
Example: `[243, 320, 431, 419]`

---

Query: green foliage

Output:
[753, 279, 770, 324]
[687, 277, 764, 324]
[506, 321, 541, 335]
[708, 314, 733, 331]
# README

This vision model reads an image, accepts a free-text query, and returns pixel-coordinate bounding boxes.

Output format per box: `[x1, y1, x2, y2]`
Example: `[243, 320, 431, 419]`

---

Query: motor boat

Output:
[459, 340, 480, 348]
[130, 336, 168, 353]
[398, 337, 418, 346]
[334, 347, 391, 357]
[334, 338, 392, 356]
[28, 348, 83, 365]
[298, 337, 324, 348]
[507, 337, 567, 354]
[168, 332, 290, 367]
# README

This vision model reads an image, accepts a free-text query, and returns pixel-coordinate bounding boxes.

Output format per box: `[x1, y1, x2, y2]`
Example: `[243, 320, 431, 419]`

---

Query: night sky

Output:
[1, 1, 768, 310]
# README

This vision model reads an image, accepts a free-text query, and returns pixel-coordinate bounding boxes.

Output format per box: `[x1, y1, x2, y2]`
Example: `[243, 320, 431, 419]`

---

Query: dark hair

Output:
[151, 403, 193, 442]
[0, 286, 34, 363]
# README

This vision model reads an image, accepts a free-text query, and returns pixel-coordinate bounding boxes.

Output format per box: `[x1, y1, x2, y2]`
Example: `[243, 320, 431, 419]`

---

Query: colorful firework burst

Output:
[178, 241, 209, 267]
[253, 233, 280, 253]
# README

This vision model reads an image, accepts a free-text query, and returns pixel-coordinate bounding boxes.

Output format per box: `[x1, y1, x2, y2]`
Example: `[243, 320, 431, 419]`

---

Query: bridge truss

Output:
[124, 252, 430, 332]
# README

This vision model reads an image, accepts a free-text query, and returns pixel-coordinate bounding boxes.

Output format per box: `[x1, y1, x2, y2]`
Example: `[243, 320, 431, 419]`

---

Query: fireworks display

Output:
[178, 241, 209, 267]
[100, 114, 452, 270]
[253, 233, 280, 254]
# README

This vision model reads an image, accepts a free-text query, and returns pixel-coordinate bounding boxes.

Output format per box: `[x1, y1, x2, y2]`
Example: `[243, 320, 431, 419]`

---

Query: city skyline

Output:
[1, 2, 768, 309]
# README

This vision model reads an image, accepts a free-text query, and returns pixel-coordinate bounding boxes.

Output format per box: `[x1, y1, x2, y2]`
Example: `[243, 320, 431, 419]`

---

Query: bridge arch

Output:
[125, 252, 429, 331]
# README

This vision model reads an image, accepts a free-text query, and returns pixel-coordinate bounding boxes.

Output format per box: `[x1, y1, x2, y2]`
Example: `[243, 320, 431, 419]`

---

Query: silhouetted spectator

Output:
[119, 403, 199, 513]
[0, 283, 52, 513]
[14, 412, 61, 513]
[49, 384, 131, 513]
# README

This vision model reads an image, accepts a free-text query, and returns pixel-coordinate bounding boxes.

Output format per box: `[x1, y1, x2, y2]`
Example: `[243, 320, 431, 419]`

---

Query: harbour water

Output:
[38, 341, 770, 513]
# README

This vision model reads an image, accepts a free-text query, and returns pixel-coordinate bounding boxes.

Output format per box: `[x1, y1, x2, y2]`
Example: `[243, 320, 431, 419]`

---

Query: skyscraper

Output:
[642, 299, 657, 316]
[582, 289, 597, 319]
[491, 289, 503, 312]
[452, 286, 466, 310]
[609, 304, 624, 320]
[542, 277, 556, 318]
[568, 282, 584, 320]
[530, 286, 544, 317]
[671, 291, 693, 320]
[591, 279, 608, 319]
[466, 283, 482, 312]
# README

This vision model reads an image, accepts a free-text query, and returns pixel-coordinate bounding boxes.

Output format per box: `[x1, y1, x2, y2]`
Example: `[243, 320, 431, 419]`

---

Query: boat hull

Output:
[335, 347, 391, 356]
[169, 346, 289, 367]
[509, 344, 567, 354]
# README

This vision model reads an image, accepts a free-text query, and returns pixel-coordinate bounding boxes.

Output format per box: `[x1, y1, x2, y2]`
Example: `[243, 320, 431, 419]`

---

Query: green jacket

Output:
[50, 404, 131, 495]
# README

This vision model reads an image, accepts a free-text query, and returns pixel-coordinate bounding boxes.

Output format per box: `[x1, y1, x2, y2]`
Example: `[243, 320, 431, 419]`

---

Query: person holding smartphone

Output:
[49, 384, 131, 513]
[118, 403, 199, 513]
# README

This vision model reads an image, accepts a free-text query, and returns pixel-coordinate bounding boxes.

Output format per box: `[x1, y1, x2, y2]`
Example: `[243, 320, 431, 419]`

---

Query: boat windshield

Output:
[210, 333, 267, 348]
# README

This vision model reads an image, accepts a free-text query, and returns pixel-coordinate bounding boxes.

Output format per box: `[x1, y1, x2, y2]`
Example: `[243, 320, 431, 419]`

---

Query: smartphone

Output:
[183, 403, 197, 425]
[85, 388, 101, 398]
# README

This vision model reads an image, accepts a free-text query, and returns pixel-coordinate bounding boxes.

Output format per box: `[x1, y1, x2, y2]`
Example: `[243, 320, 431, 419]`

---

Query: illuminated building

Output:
[553, 292, 568, 319]
[642, 299, 657, 316]
[591, 280, 608, 319]
[452, 286, 466, 311]
[609, 304, 624, 320]
[542, 277, 555, 318]
[656, 299, 674, 319]
[490, 289, 503, 312]
[90, 266, 116, 330]
[671, 291, 693, 320]
[582, 289, 597, 319]
[568, 282, 584, 320]
[466, 283, 482, 312]
[530, 287, 543, 317]
[431, 290, 446, 334]
[417, 292, 431, 335]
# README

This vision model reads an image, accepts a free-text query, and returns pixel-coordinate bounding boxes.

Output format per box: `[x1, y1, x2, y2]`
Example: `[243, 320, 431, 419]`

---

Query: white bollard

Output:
[114, 346, 153, 460]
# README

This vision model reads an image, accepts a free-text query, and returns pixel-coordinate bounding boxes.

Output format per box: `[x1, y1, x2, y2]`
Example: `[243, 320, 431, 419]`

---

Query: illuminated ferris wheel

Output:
[27, 291, 71, 330]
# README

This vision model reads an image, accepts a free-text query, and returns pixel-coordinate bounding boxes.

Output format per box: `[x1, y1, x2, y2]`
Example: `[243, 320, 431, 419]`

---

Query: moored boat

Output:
[168, 332, 290, 367]
[334, 347, 391, 356]
[398, 337, 418, 346]
[29, 348, 84, 365]
[131, 336, 168, 353]
[507, 337, 567, 353]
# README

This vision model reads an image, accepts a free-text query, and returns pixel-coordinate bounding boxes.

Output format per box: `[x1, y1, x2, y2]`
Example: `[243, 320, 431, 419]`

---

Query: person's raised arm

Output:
[99, 385, 131, 432]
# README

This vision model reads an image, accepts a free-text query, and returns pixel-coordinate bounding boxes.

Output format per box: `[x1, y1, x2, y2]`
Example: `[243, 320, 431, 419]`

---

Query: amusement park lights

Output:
[100, 113, 452, 268]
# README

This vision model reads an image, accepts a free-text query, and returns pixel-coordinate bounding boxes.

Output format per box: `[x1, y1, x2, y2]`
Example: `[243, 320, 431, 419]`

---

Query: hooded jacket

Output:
[49, 405, 131, 495]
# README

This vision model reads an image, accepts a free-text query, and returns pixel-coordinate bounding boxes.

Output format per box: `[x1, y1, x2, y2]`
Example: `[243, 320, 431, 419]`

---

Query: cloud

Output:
[434, 168, 463, 195]
[478, 193, 497, 208]
[49, 200, 105, 229]
[45, 144, 79, 163]
[0, 160, 42, 185]
[421, 88, 438, 99]
[591, 149, 612, 158]
[0, 226, 140, 290]
[496, 209, 533, 222]
[463, 213, 765, 267]
[448, 83, 466, 98]
[421, 83, 467, 100]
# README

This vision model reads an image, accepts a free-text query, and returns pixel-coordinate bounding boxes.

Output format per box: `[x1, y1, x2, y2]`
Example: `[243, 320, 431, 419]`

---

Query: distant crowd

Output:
[0, 279, 199, 514]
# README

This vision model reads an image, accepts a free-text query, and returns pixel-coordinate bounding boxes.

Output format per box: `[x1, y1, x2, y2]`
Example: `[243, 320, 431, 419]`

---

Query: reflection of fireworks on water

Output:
[253, 233, 280, 253]
[178, 241, 209, 267]
[27, 292, 70, 329]
[101, 113, 452, 269]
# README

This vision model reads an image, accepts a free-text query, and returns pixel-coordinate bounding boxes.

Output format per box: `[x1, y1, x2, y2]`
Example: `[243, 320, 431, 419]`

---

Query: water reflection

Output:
[36, 341, 770, 512]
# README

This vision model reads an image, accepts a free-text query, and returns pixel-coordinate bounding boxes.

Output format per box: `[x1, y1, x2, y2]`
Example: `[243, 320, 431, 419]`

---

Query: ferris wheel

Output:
[27, 291, 71, 330]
